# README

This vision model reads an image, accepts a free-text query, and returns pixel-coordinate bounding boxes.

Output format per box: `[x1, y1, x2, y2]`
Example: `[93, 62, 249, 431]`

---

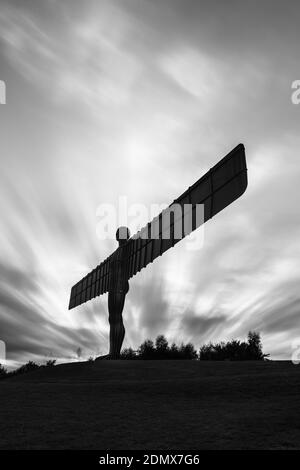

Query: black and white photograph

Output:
[0, 0, 300, 458]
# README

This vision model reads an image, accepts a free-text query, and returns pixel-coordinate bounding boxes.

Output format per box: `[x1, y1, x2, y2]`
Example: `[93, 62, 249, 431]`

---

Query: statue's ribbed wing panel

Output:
[125, 143, 247, 279]
[68, 143, 247, 306]
[68, 253, 113, 310]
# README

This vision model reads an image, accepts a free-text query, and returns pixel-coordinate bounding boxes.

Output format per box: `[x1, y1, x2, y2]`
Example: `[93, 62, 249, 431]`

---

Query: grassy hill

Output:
[0, 360, 299, 449]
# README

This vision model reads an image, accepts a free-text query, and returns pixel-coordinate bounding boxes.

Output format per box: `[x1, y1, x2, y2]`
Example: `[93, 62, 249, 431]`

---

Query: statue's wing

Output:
[68, 143, 247, 308]
[124, 143, 247, 280]
[68, 253, 114, 309]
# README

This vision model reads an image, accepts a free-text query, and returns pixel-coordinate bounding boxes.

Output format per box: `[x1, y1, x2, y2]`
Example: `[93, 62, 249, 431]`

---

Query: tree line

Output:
[120, 331, 268, 361]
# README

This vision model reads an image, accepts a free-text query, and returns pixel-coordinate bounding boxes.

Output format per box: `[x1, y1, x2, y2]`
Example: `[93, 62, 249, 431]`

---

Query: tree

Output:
[120, 347, 137, 360]
[180, 342, 198, 360]
[0, 363, 7, 379]
[169, 343, 180, 359]
[138, 339, 156, 359]
[247, 331, 265, 360]
[155, 335, 169, 358]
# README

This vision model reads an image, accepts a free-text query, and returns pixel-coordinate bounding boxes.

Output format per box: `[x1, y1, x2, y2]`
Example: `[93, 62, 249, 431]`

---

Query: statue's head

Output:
[116, 226, 130, 246]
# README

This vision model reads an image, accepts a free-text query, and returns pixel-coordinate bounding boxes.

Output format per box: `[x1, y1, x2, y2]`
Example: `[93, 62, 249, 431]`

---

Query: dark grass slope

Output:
[0, 360, 299, 449]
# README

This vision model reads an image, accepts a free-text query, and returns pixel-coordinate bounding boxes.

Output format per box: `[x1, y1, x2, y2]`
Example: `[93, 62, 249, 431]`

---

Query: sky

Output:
[0, 0, 300, 365]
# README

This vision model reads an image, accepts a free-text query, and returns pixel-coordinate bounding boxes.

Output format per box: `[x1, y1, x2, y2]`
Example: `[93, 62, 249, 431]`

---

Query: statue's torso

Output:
[109, 247, 129, 294]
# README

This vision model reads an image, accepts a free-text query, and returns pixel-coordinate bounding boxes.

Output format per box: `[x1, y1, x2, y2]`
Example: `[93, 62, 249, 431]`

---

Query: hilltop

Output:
[0, 360, 299, 449]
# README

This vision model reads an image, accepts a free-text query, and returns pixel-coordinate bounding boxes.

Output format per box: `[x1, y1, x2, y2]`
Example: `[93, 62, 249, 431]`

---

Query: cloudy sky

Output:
[0, 0, 300, 365]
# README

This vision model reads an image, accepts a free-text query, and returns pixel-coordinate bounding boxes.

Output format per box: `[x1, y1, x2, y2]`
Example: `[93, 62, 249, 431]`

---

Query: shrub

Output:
[169, 343, 180, 359]
[138, 339, 156, 359]
[179, 342, 198, 360]
[45, 359, 56, 368]
[12, 361, 40, 376]
[199, 331, 268, 361]
[120, 348, 137, 360]
[123, 336, 198, 360]
[0, 363, 8, 379]
[247, 331, 265, 360]
[155, 335, 169, 359]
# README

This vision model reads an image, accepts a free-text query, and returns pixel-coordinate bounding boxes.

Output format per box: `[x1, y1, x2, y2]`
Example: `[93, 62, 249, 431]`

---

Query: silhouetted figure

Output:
[95, 227, 130, 360]
[107, 226, 130, 359]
